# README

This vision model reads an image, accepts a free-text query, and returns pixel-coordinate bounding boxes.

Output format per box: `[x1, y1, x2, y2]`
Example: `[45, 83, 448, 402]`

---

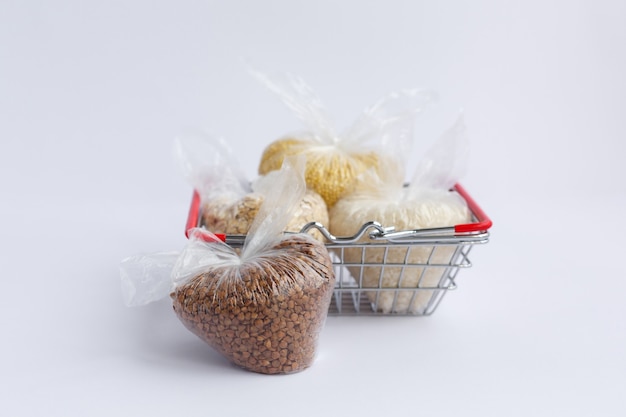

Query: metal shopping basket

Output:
[185, 183, 491, 316]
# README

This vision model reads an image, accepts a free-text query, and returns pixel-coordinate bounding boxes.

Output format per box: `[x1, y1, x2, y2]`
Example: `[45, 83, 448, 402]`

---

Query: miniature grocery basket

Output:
[185, 184, 491, 316]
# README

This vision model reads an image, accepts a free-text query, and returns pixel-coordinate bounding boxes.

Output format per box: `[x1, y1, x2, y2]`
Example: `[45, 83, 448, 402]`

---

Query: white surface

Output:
[1, 1, 625, 416]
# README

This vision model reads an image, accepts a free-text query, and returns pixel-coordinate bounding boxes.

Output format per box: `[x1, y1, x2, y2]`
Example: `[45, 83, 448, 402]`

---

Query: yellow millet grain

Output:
[258, 138, 306, 175]
[259, 138, 382, 208]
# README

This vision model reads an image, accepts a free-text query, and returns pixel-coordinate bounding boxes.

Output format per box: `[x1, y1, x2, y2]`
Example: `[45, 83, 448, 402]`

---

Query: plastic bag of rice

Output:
[329, 116, 471, 314]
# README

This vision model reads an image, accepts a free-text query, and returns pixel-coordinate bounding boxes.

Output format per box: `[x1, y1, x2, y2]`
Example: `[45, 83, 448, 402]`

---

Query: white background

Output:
[1, 1, 625, 416]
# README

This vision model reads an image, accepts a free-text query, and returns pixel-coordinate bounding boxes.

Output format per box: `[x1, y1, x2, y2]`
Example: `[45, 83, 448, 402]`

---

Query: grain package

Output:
[252, 70, 434, 207]
[121, 159, 335, 374]
[174, 131, 328, 241]
[171, 229, 333, 374]
[330, 117, 471, 314]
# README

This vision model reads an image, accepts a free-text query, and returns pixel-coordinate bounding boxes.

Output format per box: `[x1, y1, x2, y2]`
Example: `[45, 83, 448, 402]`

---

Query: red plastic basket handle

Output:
[185, 191, 201, 238]
[184, 192, 226, 242]
[452, 183, 492, 233]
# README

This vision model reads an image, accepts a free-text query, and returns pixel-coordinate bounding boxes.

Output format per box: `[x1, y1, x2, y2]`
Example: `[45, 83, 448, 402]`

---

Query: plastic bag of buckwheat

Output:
[121, 157, 335, 374]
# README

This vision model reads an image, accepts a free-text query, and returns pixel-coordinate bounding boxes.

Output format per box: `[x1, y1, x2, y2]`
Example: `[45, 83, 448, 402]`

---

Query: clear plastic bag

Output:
[121, 158, 335, 374]
[329, 116, 471, 314]
[173, 130, 250, 204]
[174, 131, 328, 240]
[252, 70, 436, 207]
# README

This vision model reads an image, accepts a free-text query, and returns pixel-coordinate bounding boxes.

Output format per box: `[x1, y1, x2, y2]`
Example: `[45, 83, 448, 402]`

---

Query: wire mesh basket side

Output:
[328, 241, 475, 316]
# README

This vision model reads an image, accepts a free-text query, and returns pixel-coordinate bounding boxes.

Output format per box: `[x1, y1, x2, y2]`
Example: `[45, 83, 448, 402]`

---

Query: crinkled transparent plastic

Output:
[120, 158, 335, 374]
[174, 131, 328, 240]
[252, 70, 436, 207]
[329, 116, 472, 314]
[173, 130, 250, 204]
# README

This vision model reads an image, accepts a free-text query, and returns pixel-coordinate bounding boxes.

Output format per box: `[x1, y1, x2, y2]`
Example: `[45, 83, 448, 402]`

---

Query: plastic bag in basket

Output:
[329, 116, 471, 314]
[174, 131, 328, 241]
[121, 158, 335, 374]
[252, 70, 435, 207]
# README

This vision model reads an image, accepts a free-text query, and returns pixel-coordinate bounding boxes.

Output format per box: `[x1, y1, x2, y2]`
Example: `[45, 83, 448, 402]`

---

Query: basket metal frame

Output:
[185, 184, 491, 316]
[306, 221, 488, 316]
